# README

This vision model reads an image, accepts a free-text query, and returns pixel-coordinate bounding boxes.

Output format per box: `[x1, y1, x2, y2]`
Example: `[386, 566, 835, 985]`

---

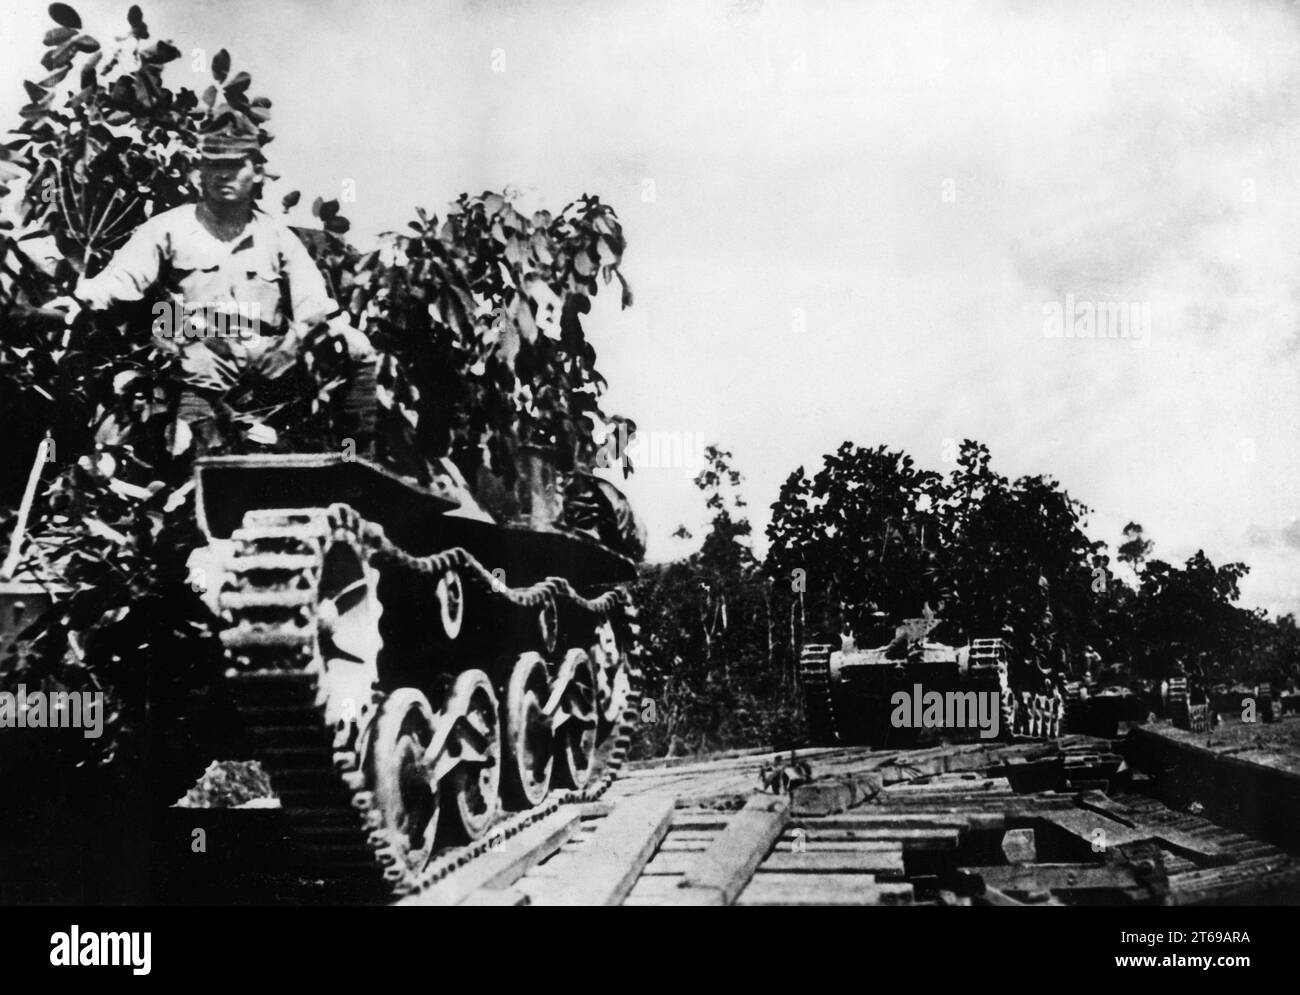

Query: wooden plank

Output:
[790, 772, 883, 816]
[738, 874, 914, 906]
[885, 780, 1013, 798]
[761, 850, 905, 877]
[1042, 809, 1236, 864]
[785, 827, 959, 852]
[459, 888, 529, 906]
[783, 828, 946, 845]
[1076, 791, 1137, 827]
[623, 875, 726, 906]
[668, 815, 731, 831]
[625, 745, 850, 775]
[678, 795, 789, 905]
[678, 792, 751, 811]
[524, 796, 674, 906]
[788, 812, 1001, 832]
[624, 873, 687, 896]
[625, 887, 725, 906]
[774, 840, 903, 853]
[641, 852, 706, 876]
[397, 808, 581, 906]
[977, 884, 1026, 906]
[656, 839, 710, 852]
[967, 863, 1149, 893]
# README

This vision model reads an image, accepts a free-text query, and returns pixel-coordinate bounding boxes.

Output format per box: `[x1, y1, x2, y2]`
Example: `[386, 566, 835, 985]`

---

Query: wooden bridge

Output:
[399, 734, 1300, 906]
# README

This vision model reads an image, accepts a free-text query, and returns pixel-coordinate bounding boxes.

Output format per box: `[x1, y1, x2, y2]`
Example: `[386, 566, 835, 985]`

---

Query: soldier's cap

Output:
[197, 109, 266, 164]
[197, 129, 263, 164]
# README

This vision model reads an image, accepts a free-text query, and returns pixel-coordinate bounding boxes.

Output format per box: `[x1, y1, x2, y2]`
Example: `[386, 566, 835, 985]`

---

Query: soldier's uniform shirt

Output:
[75, 203, 357, 390]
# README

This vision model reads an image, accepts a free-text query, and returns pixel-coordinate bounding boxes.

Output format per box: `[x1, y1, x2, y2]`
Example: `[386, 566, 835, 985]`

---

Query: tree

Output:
[1117, 522, 1153, 573]
[765, 442, 945, 647]
[632, 447, 799, 757]
[763, 437, 1294, 697]
[766, 439, 1105, 679]
[3, 9, 632, 489]
[0, 4, 633, 777]
[1127, 550, 1251, 680]
[936, 441, 1102, 670]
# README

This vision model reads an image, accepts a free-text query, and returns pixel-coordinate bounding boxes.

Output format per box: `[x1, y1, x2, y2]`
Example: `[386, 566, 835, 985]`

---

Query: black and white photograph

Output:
[0, 0, 1295, 958]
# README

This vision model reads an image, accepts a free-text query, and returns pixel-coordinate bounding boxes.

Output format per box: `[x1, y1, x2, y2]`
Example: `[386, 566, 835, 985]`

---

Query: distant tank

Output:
[1166, 677, 1208, 732]
[799, 615, 1066, 746]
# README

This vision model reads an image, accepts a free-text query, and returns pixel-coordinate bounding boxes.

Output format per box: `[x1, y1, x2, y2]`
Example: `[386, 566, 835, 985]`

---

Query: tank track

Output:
[217, 503, 641, 903]
[798, 643, 839, 745]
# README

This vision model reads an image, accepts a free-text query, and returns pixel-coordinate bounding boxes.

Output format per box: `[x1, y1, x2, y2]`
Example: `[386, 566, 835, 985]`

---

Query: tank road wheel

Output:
[315, 540, 383, 752]
[550, 648, 600, 790]
[436, 569, 464, 641]
[428, 669, 501, 842]
[368, 688, 440, 879]
[501, 652, 554, 810]
[592, 620, 632, 733]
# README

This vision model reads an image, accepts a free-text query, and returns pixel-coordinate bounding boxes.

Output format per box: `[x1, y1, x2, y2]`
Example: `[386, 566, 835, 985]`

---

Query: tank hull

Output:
[800, 628, 1065, 746]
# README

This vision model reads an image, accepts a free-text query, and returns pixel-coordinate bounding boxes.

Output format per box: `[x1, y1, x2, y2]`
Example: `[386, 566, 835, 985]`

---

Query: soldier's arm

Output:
[279, 225, 339, 331]
[279, 225, 374, 359]
[74, 218, 167, 310]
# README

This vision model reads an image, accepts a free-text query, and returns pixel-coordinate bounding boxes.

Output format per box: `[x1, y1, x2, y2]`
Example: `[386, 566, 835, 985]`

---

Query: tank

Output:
[1166, 677, 1208, 732]
[799, 616, 1066, 746]
[178, 448, 643, 899]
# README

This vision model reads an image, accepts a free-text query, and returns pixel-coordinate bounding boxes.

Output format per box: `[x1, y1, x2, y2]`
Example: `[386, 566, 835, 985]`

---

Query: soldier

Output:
[52, 121, 377, 455]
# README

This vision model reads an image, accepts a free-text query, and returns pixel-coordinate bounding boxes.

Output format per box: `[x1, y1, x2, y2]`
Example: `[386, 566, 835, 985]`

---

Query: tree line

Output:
[631, 439, 1299, 757]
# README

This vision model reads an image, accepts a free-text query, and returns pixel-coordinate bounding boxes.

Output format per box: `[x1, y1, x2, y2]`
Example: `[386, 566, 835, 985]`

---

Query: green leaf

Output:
[41, 39, 78, 71]
[225, 71, 251, 96]
[78, 52, 100, 89]
[142, 40, 179, 63]
[318, 199, 339, 221]
[48, 3, 81, 29]
[211, 49, 230, 82]
[596, 235, 619, 267]
[127, 5, 148, 39]
[281, 190, 300, 211]
[43, 26, 77, 46]
[73, 34, 100, 53]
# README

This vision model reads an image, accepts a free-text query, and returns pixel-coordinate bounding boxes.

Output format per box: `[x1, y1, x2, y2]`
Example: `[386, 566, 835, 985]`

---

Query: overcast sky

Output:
[4, 0, 1299, 616]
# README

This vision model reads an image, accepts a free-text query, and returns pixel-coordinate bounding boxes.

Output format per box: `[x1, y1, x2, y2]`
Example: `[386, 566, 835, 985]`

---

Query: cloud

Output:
[1, 0, 1297, 617]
